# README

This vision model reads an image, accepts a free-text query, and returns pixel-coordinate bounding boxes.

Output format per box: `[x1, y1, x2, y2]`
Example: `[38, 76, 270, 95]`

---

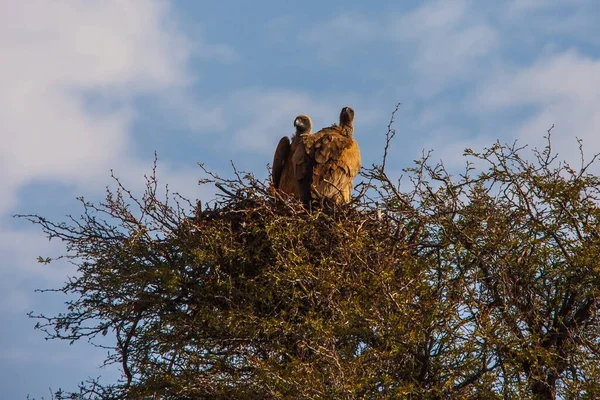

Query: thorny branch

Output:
[21, 109, 600, 400]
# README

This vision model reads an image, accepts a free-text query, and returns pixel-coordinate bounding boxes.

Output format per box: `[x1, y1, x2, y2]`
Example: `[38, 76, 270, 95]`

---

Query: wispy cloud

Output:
[301, 0, 499, 97]
[4, 1, 600, 397]
[473, 50, 600, 163]
[0, 4, 230, 392]
[507, 0, 592, 13]
[296, 1, 600, 173]
[394, 0, 499, 96]
[0, 1, 236, 215]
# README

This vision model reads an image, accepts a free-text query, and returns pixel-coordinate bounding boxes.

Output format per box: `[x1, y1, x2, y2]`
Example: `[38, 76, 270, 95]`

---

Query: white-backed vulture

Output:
[271, 115, 312, 198]
[293, 106, 361, 206]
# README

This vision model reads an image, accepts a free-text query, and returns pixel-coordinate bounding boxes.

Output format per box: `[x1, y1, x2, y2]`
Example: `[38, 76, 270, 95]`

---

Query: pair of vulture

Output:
[271, 106, 361, 206]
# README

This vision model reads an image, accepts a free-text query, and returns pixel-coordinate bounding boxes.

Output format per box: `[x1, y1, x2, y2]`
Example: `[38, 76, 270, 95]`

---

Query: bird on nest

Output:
[292, 106, 361, 207]
[271, 115, 313, 199]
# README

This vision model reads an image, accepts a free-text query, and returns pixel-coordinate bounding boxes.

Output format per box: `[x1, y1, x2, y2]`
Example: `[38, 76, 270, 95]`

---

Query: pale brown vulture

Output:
[293, 106, 361, 206]
[271, 115, 312, 198]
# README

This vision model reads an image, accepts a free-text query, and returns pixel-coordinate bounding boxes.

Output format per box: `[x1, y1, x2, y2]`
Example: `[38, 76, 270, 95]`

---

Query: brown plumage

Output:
[293, 106, 361, 206]
[271, 115, 312, 198]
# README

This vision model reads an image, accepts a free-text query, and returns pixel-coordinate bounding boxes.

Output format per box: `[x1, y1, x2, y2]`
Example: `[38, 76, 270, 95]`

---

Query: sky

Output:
[1, 0, 600, 398]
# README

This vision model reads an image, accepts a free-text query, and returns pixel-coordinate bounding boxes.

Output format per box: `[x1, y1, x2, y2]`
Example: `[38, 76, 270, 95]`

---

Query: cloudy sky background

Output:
[1, 0, 600, 397]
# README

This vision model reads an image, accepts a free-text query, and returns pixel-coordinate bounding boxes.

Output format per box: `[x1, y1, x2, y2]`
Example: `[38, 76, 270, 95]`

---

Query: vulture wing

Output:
[277, 136, 303, 196]
[292, 134, 319, 206]
[272, 136, 291, 189]
[311, 129, 361, 204]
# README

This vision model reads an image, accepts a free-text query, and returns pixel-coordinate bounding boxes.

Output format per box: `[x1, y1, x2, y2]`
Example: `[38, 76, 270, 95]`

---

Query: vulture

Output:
[271, 115, 312, 198]
[293, 106, 361, 206]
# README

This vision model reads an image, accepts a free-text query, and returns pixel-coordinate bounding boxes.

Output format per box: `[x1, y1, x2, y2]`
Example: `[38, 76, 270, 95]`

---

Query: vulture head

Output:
[294, 115, 312, 135]
[339, 106, 355, 134]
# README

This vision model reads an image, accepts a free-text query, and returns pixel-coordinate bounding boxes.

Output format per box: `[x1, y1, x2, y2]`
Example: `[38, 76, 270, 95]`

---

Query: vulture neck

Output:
[341, 123, 354, 137]
[295, 129, 311, 137]
[293, 130, 311, 146]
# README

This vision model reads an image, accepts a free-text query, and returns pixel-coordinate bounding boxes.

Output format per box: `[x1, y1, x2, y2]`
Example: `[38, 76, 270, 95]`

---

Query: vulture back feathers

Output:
[294, 106, 361, 205]
[271, 115, 312, 198]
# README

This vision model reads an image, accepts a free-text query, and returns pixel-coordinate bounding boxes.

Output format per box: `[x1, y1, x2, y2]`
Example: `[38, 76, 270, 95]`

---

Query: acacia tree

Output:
[22, 111, 600, 399]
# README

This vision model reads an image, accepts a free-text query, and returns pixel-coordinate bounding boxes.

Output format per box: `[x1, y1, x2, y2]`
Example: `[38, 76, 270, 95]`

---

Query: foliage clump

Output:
[22, 117, 600, 399]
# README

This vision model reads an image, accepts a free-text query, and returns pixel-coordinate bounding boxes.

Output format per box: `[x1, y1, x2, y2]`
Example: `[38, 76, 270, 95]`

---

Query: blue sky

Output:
[2, 0, 600, 397]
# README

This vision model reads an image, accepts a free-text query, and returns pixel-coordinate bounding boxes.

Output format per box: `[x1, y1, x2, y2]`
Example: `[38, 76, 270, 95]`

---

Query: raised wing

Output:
[290, 137, 308, 205]
[272, 136, 291, 189]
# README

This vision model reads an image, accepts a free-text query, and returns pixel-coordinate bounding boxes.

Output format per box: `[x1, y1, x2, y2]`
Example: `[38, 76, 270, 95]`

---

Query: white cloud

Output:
[418, 50, 600, 171]
[0, 0, 383, 305]
[0, 0, 236, 215]
[1, 2, 191, 91]
[474, 50, 600, 164]
[298, 1, 598, 175]
[0, 2, 232, 371]
[478, 51, 600, 107]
